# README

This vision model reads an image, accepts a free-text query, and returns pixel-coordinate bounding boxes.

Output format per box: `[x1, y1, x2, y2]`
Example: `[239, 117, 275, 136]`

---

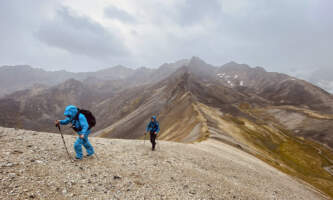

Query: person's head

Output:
[64, 105, 78, 120]
[151, 115, 157, 122]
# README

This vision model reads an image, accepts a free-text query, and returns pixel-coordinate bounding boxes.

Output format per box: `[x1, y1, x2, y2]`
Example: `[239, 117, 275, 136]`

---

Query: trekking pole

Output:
[156, 134, 160, 150]
[94, 153, 99, 160]
[56, 124, 72, 160]
[144, 132, 147, 145]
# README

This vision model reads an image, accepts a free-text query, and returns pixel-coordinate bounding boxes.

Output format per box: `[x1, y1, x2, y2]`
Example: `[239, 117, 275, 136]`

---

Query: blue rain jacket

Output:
[60, 105, 90, 135]
[146, 116, 160, 133]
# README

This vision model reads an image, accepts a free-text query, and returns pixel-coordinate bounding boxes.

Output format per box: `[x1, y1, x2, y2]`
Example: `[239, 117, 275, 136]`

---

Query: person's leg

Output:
[74, 137, 84, 159]
[82, 135, 94, 156]
[150, 132, 156, 150]
[150, 132, 153, 144]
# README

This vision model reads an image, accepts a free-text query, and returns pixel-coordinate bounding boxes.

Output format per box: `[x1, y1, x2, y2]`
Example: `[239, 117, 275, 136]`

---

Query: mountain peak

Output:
[254, 66, 266, 72]
[221, 62, 250, 71]
[225, 61, 239, 65]
[98, 65, 132, 73]
[188, 56, 206, 65]
[160, 59, 189, 69]
[112, 65, 130, 70]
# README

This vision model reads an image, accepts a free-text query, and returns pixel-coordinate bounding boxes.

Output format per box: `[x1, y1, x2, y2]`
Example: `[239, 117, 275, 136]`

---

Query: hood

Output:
[64, 105, 78, 120]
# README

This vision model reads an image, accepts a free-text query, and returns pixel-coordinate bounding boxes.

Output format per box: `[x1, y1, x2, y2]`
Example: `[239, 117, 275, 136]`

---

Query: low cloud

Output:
[0, 0, 332, 73]
[104, 6, 137, 24]
[172, 0, 222, 26]
[36, 7, 128, 59]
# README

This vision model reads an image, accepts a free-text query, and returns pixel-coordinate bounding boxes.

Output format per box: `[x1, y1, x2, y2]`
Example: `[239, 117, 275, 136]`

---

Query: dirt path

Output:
[0, 127, 327, 199]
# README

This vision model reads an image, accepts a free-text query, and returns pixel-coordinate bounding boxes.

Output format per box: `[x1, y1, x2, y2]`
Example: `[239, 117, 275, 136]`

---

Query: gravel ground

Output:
[0, 127, 327, 200]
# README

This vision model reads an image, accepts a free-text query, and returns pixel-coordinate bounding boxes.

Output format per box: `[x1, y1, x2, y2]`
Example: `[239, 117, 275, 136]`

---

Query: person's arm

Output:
[59, 117, 71, 125]
[155, 122, 160, 134]
[78, 114, 89, 137]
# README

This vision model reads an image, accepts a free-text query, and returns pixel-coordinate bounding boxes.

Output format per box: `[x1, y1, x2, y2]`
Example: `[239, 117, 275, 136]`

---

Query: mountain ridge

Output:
[0, 59, 188, 97]
[0, 127, 328, 200]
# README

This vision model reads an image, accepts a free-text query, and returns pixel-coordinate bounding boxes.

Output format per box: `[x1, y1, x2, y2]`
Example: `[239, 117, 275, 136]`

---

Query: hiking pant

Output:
[150, 131, 157, 150]
[74, 134, 94, 159]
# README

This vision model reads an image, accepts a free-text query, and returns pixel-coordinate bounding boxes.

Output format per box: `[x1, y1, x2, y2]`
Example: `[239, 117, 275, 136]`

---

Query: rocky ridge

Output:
[0, 127, 327, 199]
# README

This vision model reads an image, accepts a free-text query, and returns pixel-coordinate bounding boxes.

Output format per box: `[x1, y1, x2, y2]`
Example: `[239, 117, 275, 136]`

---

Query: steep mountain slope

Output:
[189, 101, 333, 197]
[96, 58, 333, 140]
[217, 62, 333, 113]
[0, 65, 76, 97]
[0, 59, 189, 133]
[92, 58, 333, 197]
[81, 65, 135, 80]
[0, 127, 327, 200]
[93, 60, 249, 140]
[217, 62, 288, 91]
[0, 79, 106, 133]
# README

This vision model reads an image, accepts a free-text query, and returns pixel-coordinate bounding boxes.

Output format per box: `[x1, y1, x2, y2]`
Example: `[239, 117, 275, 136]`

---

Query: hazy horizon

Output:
[0, 57, 312, 75]
[0, 57, 263, 72]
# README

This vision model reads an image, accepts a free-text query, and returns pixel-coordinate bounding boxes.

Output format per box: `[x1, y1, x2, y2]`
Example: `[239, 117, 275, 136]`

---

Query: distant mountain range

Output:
[1, 57, 333, 197]
[1, 57, 332, 140]
[1, 60, 332, 97]
[0, 59, 189, 97]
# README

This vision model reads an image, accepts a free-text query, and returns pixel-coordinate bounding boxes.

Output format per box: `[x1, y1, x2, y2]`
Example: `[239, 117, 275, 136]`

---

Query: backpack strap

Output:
[151, 121, 159, 132]
[74, 108, 81, 120]
[71, 109, 82, 132]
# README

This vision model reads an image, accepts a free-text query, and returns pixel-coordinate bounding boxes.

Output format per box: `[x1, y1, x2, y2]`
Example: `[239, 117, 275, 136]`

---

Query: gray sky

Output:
[0, 0, 332, 73]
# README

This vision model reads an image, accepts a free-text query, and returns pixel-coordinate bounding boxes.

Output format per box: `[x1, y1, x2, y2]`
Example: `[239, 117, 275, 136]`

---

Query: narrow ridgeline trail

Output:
[0, 127, 327, 200]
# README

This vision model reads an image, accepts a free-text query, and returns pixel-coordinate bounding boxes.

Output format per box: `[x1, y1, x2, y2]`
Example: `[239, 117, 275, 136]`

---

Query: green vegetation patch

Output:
[227, 115, 333, 198]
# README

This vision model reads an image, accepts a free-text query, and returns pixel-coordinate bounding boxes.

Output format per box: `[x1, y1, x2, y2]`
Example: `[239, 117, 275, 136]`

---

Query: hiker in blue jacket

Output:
[145, 116, 160, 151]
[55, 105, 94, 160]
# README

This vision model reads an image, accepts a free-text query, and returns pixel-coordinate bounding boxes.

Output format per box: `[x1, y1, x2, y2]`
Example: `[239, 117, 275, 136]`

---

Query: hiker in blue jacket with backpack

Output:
[55, 105, 95, 160]
[145, 116, 160, 151]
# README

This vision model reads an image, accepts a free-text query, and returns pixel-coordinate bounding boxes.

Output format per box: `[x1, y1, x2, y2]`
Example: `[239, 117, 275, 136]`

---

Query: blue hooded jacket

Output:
[146, 116, 160, 133]
[60, 105, 90, 135]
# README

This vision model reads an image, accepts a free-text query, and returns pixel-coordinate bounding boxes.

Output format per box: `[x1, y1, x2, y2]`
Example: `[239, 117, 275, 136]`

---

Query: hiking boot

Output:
[74, 157, 82, 161]
[85, 153, 94, 158]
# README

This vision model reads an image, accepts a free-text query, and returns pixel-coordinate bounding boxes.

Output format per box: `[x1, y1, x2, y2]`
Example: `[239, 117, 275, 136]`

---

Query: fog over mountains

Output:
[0, 58, 332, 98]
[0, 59, 189, 97]
[289, 67, 333, 94]
[306, 68, 333, 93]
